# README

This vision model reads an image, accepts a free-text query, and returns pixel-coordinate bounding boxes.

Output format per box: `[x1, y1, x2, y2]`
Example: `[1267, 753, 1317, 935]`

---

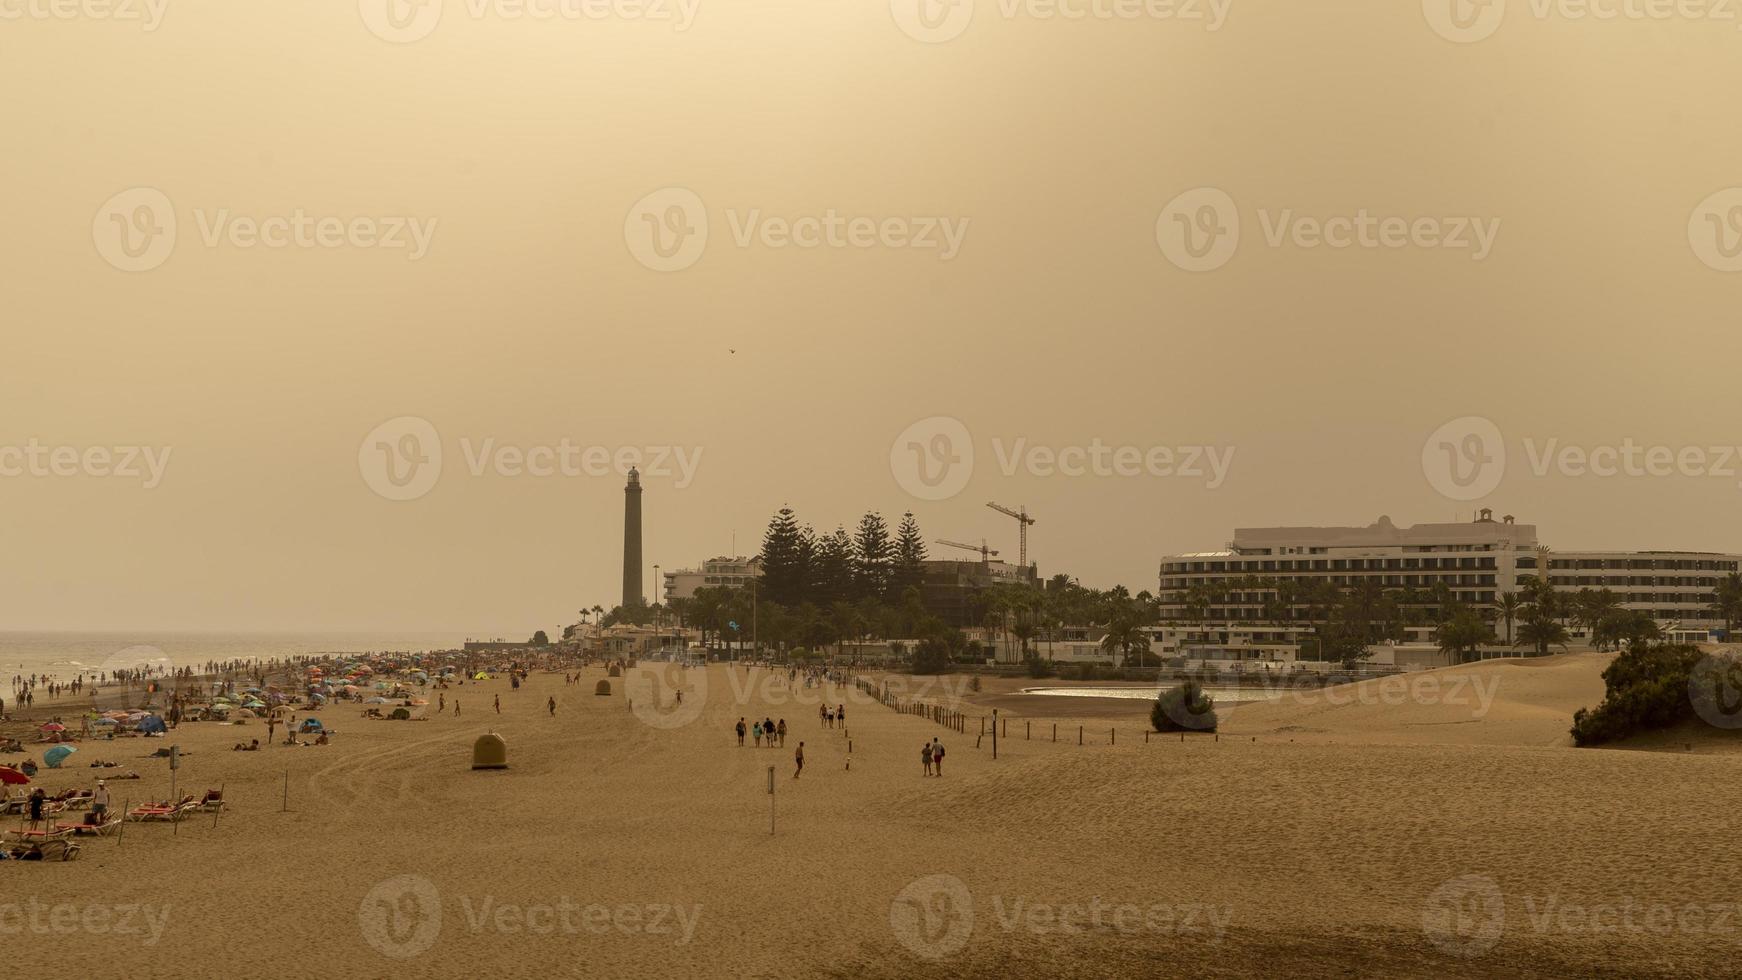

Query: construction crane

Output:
[986, 502, 1036, 569]
[936, 538, 998, 564]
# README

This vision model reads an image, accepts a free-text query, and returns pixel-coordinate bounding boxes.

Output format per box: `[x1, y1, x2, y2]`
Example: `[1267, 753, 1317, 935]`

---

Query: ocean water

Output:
[0, 631, 480, 679]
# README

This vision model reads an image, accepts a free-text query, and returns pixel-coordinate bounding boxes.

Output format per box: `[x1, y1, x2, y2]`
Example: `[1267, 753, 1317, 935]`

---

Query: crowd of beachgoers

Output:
[1, 645, 601, 861]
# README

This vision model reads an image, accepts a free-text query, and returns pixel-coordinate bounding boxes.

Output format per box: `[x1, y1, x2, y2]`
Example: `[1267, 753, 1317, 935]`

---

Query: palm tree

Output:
[1099, 616, 1150, 668]
[1515, 617, 1570, 657]
[1495, 591, 1521, 646]
[1436, 611, 1493, 665]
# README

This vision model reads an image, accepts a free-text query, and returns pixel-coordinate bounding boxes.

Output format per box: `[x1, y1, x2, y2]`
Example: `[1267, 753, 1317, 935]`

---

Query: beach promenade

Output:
[2, 659, 1738, 978]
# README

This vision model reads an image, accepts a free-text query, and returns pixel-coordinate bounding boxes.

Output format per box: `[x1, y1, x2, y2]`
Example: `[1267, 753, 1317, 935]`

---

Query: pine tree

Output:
[813, 527, 856, 605]
[758, 507, 810, 607]
[894, 511, 928, 595]
[854, 511, 894, 601]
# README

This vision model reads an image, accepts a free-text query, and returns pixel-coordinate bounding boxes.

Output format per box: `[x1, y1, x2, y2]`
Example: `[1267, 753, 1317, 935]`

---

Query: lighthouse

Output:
[622, 467, 644, 608]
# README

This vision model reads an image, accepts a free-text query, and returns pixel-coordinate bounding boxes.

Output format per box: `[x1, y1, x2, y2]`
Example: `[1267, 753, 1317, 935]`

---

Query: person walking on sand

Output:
[753, 721, 763, 747]
[776, 719, 787, 747]
[92, 779, 109, 821]
[931, 738, 945, 776]
[439, 693, 445, 713]
[794, 741, 804, 778]
[921, 742, 933, 777]
[837, 704, 845, 729]
[454, 700, 460, 717]
[493, 695, 501, 715]
[736, 718, 746, 746]
[547, 696, 557, 717]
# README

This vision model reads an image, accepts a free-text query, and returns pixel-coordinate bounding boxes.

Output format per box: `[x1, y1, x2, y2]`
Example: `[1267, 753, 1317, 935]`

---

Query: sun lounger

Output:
[56, 815, 121, 837]
[3, 826, 73, 845]
[126, 800, 195, 822]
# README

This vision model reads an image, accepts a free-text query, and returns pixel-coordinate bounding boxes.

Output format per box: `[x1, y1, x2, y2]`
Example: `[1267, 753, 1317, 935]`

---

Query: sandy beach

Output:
[3, 657, 1738, 978]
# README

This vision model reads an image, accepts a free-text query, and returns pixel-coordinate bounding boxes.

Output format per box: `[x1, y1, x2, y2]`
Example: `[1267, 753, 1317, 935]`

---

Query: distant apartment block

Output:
[662, 556, 762, 602]
[1158, 510, 1739, 664]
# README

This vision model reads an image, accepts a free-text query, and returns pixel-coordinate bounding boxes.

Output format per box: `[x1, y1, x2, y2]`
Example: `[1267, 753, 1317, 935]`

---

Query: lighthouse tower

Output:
[622, 467, 644, 608]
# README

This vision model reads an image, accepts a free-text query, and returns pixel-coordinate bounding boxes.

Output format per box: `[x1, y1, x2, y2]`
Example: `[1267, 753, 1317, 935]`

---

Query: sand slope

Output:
[4, 662, 1739, 979]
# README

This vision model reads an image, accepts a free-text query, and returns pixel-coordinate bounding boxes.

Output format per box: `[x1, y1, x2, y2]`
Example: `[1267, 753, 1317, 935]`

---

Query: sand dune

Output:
[4, 662, 1739, 979]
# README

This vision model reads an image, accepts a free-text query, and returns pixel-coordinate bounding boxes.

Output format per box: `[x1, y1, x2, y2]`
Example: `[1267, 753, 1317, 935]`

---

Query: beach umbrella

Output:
[43, 745, 77, 768]
[364, 697, 389, 704]
[235, 708, 257, 718]
[0, 767, 29, 785]
[91, 717, 117, 727]
[473, 672, 489, 680]
[39, 723, 66, 732]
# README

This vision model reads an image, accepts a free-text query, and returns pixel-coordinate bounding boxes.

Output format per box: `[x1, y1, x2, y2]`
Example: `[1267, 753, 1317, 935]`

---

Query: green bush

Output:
[1153, 680, 1217, 733]
[1024, 656, 1055, 679]
[390, 707, 411, 720]
[911, 639, 952, 676]
[1570, 644, 1704, 746]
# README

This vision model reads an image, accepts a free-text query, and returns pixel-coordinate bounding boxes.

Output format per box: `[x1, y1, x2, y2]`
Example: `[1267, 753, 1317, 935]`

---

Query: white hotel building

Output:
[1156, 510, 1739, 664]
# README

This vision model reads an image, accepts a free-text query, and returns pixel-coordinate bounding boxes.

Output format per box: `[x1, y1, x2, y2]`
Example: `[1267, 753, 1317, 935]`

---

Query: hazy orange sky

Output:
[5, 1, 1742, 631]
